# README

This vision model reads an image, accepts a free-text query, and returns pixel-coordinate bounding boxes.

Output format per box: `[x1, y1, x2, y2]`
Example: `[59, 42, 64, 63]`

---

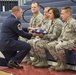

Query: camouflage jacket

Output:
[42, 18, 63, 42]
[59, 18, 76, 43]
[40, 18, 52, 32]
[29, 11, 44, 28]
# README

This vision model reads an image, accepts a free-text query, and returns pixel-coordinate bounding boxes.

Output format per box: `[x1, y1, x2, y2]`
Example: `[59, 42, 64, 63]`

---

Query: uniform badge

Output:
[17, 23, 22, 30]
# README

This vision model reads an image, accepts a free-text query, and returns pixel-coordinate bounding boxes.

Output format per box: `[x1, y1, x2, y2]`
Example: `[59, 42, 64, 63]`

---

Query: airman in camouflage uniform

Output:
[21, 2, 44, 64]
[33, 8, 63, 68]
[47, 6, 76, 71]
[26, 7, 51, 65]
[20, 2, 44, 42]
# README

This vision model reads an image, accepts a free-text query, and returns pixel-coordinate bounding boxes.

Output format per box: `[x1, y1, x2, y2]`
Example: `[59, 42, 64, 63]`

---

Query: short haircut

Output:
[12, 6, 21, 12]
[32, 2, 40, 7]
[62, 6, 72, 15]
[48, 7, 60, 18]
[44, 7, 51, 12]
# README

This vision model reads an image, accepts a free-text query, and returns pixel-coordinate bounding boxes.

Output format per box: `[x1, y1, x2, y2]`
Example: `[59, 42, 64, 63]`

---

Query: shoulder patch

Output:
[17, 23, 22, 30]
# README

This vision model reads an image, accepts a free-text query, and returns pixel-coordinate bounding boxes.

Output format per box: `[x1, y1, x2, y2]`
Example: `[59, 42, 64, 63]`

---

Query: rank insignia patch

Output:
[17, 23, 22, 30]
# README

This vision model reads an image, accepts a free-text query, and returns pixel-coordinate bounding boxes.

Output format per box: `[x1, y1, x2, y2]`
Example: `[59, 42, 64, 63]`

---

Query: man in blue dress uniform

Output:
[0, 6, 36, 69]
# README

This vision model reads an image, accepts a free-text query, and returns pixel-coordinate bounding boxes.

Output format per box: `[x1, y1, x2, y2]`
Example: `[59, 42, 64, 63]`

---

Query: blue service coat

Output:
[0, 14, 32, 51]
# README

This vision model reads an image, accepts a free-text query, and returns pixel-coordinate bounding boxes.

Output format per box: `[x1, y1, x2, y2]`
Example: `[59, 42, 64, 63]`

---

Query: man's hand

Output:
[28, 27, 38, 31]
[58, 41, 62, 45]
[32, 33, 44, 37]
[38, 33, 44, 37]
[69, 40, 74, 43]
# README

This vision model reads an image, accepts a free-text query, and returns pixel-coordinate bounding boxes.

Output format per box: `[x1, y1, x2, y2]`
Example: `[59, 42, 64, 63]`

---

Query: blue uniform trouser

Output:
[0, 40, 31, 66]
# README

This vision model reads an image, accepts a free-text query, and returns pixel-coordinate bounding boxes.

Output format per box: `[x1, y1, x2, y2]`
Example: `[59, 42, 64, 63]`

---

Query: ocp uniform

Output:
[20, 11, 44, 63]
[29, 11, 44, 28]
[32, 18, 52, 53]
[26, 12, 44, 55]
[19, 11, 44, 42]
[55, 18, 76, 62]
[28, 18, 52, 55]
[33, 18, 63, 59]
